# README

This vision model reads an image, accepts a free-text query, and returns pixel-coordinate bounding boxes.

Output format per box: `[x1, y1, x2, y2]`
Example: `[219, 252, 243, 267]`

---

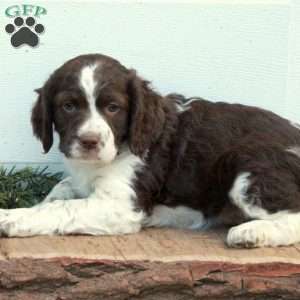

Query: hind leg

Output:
[215, 143, 300, 248]
[227, 172, 300, 248]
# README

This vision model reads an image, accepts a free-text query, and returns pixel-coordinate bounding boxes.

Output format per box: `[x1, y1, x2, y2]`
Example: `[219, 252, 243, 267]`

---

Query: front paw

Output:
[0, 217, 18, 237]
[0, 209, 11, 218]
[0, 209, 30, 237]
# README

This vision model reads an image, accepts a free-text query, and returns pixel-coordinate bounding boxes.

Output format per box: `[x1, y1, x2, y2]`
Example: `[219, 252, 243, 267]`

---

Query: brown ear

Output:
[31, 88, 53, 153]
[127, 71, 165, 157]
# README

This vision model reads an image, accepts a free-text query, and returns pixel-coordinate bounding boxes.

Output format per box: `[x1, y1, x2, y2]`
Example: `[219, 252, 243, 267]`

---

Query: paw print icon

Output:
[5, 17, 44, 47]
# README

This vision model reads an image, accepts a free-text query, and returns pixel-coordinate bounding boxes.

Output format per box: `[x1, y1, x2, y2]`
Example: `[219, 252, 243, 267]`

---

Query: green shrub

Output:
[0, 167, 62, 209]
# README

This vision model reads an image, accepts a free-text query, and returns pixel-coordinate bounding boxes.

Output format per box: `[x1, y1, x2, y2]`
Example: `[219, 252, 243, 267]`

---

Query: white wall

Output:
[0, 0, 299, 171]
[286, 0, 300, 122]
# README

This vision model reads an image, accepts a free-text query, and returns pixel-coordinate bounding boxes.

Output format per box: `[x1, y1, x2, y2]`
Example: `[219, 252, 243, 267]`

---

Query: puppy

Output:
[2, 53, 300, 248]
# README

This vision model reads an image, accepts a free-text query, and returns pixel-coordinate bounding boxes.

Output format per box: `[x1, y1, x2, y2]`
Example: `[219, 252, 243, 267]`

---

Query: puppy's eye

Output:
[105, 103, 120, 114]
[63, 102, 76, 113]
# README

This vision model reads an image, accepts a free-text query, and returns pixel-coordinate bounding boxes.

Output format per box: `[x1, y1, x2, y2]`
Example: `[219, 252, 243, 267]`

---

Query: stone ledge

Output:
[0, 228, 299, 299]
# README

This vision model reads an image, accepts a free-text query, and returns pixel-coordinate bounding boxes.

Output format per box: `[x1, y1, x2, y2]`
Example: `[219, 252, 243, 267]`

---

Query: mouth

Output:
[66, 142, 101, 161]
[79, 148, 101, 160]
[67, 145, 118, 165]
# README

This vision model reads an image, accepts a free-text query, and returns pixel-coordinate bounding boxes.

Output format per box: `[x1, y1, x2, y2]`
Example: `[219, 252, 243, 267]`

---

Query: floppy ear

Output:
[31, 88, 53, 153]
[127, 71, 165, 157]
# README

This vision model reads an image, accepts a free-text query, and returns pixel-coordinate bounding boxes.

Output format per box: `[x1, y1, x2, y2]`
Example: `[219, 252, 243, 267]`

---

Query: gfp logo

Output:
[4, 4, 47, 48]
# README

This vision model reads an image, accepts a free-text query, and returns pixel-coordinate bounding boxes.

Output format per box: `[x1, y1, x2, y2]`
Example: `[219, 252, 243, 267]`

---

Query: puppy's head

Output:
[31, 54, 165, 164]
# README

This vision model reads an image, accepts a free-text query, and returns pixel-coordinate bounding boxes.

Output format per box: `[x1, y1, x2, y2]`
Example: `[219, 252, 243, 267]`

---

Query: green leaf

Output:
[0, 167, 62, 209]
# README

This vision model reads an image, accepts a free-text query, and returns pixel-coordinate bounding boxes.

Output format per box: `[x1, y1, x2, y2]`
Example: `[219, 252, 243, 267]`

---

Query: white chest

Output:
[64, 151, 144, 201]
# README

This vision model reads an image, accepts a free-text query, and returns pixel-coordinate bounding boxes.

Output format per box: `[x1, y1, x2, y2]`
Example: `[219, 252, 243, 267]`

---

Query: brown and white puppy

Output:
[1, 53, 300, 248]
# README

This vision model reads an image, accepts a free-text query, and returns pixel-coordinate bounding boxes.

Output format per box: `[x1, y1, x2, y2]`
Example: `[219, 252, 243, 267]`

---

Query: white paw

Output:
[0, 209, 11, 218]
[0, 217, 19, 237]
[227, 220, 279, 248]
[0, 209, 31, 237]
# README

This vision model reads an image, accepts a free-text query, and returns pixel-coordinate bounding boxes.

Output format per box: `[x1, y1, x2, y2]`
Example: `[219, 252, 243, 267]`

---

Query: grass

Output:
[0, 167, 62, 209]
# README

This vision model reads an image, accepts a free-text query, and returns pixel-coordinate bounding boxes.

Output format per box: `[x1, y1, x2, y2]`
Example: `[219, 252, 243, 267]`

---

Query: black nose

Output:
[79, 133, 100, 150]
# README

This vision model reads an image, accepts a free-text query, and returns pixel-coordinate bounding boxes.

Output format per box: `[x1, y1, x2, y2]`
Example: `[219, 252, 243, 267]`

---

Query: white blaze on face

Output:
[71, 64, 117, 163]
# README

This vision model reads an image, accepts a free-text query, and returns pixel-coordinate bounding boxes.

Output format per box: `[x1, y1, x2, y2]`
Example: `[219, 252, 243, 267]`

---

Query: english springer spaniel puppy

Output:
[1, 53, 300, 248]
